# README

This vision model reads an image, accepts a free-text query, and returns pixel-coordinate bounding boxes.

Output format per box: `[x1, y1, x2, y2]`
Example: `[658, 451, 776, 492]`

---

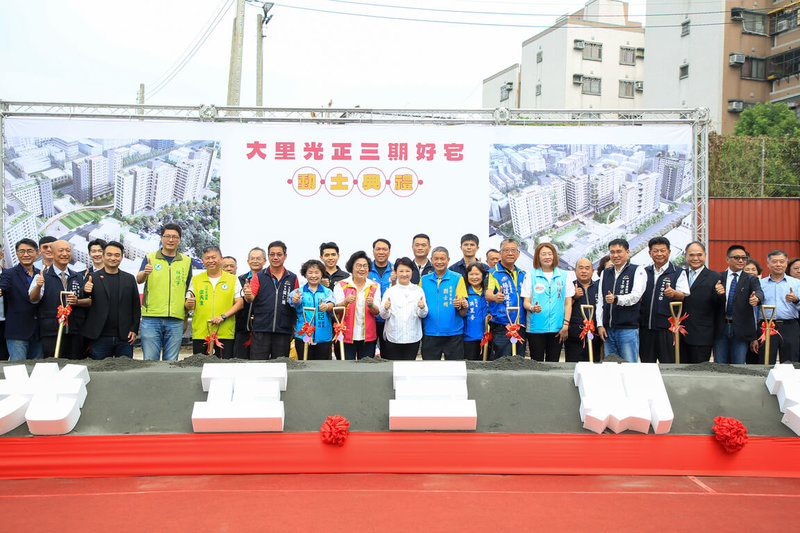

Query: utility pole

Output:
[137, 83, 145, 115]
[256, 3, 274, 108]
[227, 0, 246, 107]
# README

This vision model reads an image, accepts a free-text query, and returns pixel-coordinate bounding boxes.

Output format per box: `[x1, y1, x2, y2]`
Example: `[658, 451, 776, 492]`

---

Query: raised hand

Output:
[605, 290, 615, 304]
[292, 291, 301, 305]
[749, 291, 759, 306]
[715, 280, 725, 295]
[345, 293, 357, 305]
[532, 301, 542, 313]
[574, 285, 584, 299]
[36, 272, 45, 287]
[787, 287, 798, 303]
[365, 295, 374, 308]
[242, 280, 253, 301]
[418, 296, 425, 309]
[185, 293, 196, 310]
[663, 278, 678, 299]
[83, 274, 94, 294]
[384, 297, 392, 311]
[143, 256, 154, 276]
[494, 286, 505, 303]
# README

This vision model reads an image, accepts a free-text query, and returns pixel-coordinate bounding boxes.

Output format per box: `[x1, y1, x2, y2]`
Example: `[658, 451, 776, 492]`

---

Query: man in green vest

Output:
[186, 245, 243, 358]
[137, 223, 192, 361]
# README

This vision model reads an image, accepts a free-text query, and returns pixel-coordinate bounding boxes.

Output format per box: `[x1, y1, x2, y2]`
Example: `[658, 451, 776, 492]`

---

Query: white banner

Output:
[3, 117, 693, 276]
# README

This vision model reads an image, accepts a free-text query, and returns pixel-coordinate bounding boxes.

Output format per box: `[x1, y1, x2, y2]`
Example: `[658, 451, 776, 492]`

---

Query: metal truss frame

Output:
[1, 101, 710, 248]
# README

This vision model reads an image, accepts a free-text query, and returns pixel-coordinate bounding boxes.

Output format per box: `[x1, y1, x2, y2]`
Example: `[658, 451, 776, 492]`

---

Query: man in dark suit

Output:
[81, 241, 141, 359]
[0, 239, 42, 360]
[29, 239, 90, 359]
[681, 242, 721, 363]
[714, 244, 763, 364]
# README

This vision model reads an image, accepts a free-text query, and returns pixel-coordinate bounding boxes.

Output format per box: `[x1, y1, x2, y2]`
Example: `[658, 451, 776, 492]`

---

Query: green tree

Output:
[733, 102, 800, 138]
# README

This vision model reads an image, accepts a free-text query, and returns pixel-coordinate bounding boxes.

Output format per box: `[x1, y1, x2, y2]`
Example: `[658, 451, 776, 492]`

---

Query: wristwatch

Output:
[220, 313, 227, 320]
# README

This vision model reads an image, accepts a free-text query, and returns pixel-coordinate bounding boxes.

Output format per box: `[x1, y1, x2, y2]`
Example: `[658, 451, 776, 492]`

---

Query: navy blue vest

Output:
[568, 279, 599, 338]
[38, 266, 84, 337]
[600, 262, 640, 329]
[640, 263, 682, 330]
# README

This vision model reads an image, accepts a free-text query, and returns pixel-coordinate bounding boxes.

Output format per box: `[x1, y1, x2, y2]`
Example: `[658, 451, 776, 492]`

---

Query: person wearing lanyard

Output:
[289, 260, 335, 360]
[596, 238, 647, 363]
[565, 258, 601, 362]
[486, 238, 527, 359]
[753, 250, 800, 364]
[522, 243, 574, 362]
[334, 251, 381, 360]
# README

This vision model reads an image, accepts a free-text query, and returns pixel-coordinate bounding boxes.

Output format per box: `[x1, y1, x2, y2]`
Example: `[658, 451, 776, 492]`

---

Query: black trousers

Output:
[41, 334, 85, 359]
[250, 332, 292, 360]
[0, 321, 8, 361]
[463, 340, 483, 361]
[757, 319, 800, 364]
[233, 331, 251, 359]
[344, 340, 376, 360]
[375, 322, 385, 353]
[639, 328, 676, 363]
[564, 336, 603, 362]
[192, 338, 235, 359]
[381, 339, 419, 360]
[296, 340, 332, 360]
[421, 335, 464, 360]
[679, 341, 712, 364]
[526, 332, 563, 362]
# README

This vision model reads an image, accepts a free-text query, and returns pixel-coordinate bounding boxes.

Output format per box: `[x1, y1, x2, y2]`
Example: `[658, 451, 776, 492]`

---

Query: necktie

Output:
[726, 273, 738, 317]
[59, 271, 68, 290]
[688, 270, 695, 287]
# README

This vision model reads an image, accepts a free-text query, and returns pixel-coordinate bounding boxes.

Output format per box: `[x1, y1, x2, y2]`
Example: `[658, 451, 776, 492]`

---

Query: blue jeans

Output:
[140, 317, 184, 361]
[713, 323, 748, 364]
[6, 338, 43, 361]
[90, 336, 134, 360]
[605, 328, 639, 362]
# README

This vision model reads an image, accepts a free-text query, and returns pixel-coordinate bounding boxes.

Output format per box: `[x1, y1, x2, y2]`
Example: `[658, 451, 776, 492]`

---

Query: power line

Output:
[274, 2, 738, 29]
[148, 0, 236, 100]
[327, 0, 728, 18]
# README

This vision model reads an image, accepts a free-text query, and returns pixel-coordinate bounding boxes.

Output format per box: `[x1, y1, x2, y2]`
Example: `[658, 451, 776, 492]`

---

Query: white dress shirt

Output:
[379, 282, 428, 343]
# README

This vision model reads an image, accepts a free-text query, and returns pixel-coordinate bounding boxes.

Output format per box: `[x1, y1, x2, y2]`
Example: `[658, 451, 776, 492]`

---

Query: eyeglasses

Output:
[17, 249, 37, 255]
[268, 253, 284, 258]
[728, 255, 747, 261]
[162, 235, 181, 241]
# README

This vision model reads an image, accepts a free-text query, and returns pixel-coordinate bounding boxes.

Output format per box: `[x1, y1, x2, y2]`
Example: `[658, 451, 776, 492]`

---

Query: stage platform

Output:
[2, 357, 799, 480]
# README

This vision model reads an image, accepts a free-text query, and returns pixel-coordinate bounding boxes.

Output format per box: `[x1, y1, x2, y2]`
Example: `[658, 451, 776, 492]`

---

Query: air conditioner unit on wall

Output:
[728, 100, 744, 112]
[729, 53, 746, 66]
[731, 7, 744, 21]
[634, 81, 644, 92]
[574, 39, 585, 50]
[573, 74, 583, 85]
[635, 48, 645, 58]
[776, 20, 789, 33]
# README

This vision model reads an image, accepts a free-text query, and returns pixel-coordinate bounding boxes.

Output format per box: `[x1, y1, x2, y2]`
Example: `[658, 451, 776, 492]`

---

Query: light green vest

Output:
[141, 250, 192, 319]
[191, 270, 237, 340]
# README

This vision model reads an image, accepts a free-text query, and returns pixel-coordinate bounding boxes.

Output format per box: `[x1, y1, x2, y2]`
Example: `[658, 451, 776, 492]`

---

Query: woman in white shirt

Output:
[333, 251, 381, 359]
[379, 257, 428, 360]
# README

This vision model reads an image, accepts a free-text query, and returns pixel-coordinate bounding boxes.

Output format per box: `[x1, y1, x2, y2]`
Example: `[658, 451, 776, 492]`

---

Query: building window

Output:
[681, 20, 690, 36]
[619, 80, 635, 99]
[582, 77, 601, 95]
[535, 84, 542, 96]
[679, 64, 689, 79]
[583, 42, 602, 61]
[741, 57, 766, 80]
[536, 51, 542, 63]
[741, 11, 767, 34]
[767, 48, 800, 81]
[619, 46, 635, 65]
[500, 82, 513, 102]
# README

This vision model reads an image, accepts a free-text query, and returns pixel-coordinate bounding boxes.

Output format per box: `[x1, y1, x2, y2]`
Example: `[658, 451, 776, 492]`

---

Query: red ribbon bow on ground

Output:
[579, 320, 595, 342]
[505, 323, 523, 342]
[333, 322, 347, 340]
[668, 313, 689, 344]
[320, 415, 350, 446]
[56, 304, 72, 327]
[204, 331, 223, 356]
[712, 416, 748, 453]
[480, 329, 493, 348]
[758, 321, 782, 345]
[296, 322, 315, 339]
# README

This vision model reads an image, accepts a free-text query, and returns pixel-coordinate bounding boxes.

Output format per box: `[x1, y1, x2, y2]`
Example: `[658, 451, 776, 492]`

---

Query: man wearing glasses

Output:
[486, 238, 527, 359]
[233, 246, 266, 359]
[713, 244, 763, 364]
[137, 223, 192, 361]
[0, 239, 42, 360]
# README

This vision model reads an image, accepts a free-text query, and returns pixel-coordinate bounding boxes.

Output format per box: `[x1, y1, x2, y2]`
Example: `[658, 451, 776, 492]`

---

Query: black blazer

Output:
[716, 270, 764, 343]
[682, 267, 720, 346]
[81, 269, 141, 340]
[0, 264, 40, 340]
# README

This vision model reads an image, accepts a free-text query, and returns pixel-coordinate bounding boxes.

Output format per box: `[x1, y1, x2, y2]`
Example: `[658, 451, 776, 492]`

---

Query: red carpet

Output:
[1, 473, 797, 531]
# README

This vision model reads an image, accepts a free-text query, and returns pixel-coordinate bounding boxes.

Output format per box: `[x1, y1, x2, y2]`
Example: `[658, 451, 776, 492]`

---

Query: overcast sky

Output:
[0, 0, 648, 109]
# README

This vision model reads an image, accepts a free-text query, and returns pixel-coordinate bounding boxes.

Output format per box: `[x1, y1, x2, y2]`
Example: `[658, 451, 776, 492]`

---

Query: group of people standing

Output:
[1, 223, 798, 365]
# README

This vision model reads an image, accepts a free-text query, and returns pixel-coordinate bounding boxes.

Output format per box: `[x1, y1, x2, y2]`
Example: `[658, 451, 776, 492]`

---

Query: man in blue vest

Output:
[596, 238, 647, 362]
[369, 238, 394, 352]
[638, 237, 689, 363]
[421, 246, 464, 359]
[486, 238, 527, 359]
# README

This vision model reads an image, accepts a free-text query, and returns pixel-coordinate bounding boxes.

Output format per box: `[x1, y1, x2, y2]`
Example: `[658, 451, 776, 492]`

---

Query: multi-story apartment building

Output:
[645, 0, 800, 133]
[483, 0, 645, 109]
